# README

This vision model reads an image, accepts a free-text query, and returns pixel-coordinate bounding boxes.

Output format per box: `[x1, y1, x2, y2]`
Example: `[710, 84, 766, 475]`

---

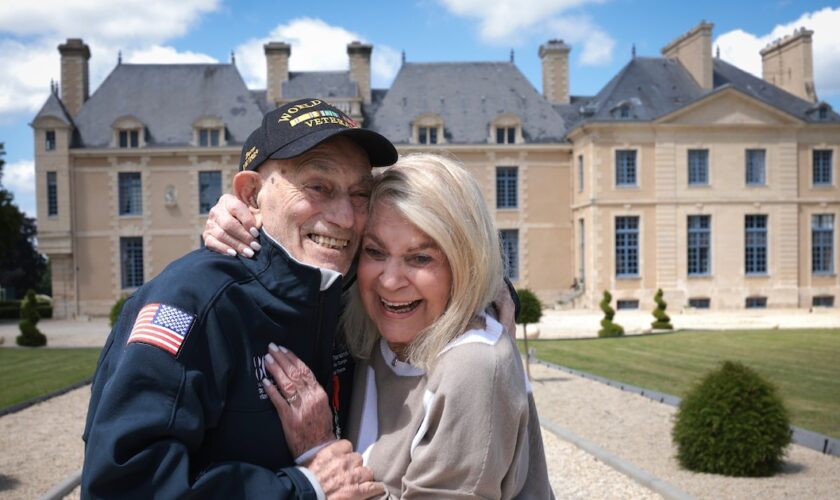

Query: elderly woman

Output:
[208, 154, 553, 498]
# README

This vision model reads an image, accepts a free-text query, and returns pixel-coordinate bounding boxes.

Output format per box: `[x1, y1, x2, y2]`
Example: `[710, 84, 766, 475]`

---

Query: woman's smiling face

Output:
[356, 201, 452, 358]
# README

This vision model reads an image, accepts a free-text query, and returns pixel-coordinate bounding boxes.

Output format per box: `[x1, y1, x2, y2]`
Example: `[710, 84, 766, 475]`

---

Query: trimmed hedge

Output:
[0, 301, 52, 320]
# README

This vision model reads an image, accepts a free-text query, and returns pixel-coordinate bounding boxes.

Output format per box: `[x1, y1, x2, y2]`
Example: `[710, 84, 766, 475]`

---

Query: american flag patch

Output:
[127, 303, 195, 356]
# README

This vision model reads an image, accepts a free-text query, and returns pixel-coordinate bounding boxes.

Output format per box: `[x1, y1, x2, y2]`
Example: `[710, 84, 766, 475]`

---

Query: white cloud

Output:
[372, 46, 403, 85]
[235, 18, 402, 90]
[0, 0, 218, 45]
[0, 0, 220, 117]
[545, 15, 615, 66]
[715, 7, 840, 99]
[437, 0, 614, 65]
[3, 159, 35, 197]
[0, 39, 60, 116]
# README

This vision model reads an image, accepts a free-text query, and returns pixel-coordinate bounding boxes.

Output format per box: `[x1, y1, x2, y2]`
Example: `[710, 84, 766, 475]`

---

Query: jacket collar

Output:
[239, 229, 343, 295]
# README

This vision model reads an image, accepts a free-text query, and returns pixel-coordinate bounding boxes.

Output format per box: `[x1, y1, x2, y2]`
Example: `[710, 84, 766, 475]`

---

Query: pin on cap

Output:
[239, 98, 397, 171]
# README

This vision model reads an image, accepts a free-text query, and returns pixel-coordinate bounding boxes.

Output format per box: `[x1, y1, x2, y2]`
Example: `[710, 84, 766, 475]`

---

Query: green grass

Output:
[522, 329, 840, 438]
[0, 348, 102, 410]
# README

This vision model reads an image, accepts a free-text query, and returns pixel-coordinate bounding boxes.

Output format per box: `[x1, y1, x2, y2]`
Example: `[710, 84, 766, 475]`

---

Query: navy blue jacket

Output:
[82, 232, 345, 499]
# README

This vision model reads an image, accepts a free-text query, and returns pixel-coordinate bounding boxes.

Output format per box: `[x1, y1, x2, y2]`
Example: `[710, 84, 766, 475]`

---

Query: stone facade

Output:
[32, 23, 840, 317]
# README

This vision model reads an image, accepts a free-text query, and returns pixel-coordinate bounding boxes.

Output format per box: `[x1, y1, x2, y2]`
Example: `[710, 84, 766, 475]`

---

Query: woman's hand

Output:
[203, 194, 261, 258]
[261, 343, 335, 459]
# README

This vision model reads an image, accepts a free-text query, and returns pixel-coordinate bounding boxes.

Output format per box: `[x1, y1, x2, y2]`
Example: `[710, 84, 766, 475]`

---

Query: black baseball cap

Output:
[239, 98, 397, 171]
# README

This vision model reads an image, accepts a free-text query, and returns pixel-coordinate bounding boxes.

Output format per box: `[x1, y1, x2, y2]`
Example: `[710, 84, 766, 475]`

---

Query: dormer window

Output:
[491, 114, 521, 145]
[112, 116, 146, 149]
[199, 129, 220, 147]
[496, 127, 515, 144]
[119, 130, 139, 148]
[611, 99, 639, 120]
[193, 116, 226, 148]
[619, 105, 630, 119]
[419, 127, 438, 145]
[412, 114, 444, 145]
[807, 102, 832, 121]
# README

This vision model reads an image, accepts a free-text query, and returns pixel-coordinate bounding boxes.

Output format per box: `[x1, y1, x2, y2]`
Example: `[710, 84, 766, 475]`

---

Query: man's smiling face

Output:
[257, 136, 373, 274]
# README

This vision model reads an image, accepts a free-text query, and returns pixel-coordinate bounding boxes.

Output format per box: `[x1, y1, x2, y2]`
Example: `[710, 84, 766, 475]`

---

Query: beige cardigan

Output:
[347, 315, 554, 499]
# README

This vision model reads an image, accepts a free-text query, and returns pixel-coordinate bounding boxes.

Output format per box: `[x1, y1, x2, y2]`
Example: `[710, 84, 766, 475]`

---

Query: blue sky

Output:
[2, 0, 839, 217]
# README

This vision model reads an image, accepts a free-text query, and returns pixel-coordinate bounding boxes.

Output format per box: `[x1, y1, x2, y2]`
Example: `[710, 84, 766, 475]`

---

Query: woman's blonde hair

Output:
[341, 153, 503, 370]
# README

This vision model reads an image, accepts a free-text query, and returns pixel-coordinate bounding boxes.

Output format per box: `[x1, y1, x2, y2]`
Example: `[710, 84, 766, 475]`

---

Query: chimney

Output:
[539, 40, 571, 104]
[760, 28, 817, 103]
[661, 22, 714, 90]
[58, 38, 91, 116]
[347, 41, 372, 105]
[264, 42, 291, 104]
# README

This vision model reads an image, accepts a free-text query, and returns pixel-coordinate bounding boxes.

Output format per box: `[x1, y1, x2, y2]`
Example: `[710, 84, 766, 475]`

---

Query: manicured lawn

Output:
[523, 329, 840, 438]
[0, 348, 101, 410]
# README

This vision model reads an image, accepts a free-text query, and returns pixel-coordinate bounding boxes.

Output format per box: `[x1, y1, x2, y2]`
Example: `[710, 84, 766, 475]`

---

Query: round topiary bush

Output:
[672, 360, 790, 477]
[598, 290, 624, 338]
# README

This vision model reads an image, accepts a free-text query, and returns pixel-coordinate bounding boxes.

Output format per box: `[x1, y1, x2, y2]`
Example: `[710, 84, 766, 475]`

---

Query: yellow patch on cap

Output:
[242, 146, 259, 169]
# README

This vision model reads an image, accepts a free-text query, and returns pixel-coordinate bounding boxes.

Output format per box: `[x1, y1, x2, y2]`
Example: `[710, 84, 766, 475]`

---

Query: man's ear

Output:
[233, 171, 262, 222]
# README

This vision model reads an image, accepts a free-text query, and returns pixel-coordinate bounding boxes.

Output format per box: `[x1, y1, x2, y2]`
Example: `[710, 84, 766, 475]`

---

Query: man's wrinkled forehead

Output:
[288, 138, 374, 181]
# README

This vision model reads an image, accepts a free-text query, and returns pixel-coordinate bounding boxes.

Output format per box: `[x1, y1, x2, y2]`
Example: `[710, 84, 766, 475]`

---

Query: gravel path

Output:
[0, 384, 660, 499]
[4, 362, 839, 499]
[529, 362, 840, 499]
[0, 388, 88, 499]
[2, 324, 838, 499]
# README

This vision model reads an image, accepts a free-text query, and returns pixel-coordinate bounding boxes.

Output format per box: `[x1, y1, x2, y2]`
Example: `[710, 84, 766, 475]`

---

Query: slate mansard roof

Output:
[570, 56, 840, 126]
[36, 47, 838, 150]
[369, 62, 568, 144]
[33, 92, 73, 125]
[282, 71, 358, 101]
[70, 63, 265, 148]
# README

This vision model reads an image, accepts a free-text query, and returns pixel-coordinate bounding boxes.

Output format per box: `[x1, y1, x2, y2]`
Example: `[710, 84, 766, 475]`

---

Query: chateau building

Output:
[32, 22, 839, 318]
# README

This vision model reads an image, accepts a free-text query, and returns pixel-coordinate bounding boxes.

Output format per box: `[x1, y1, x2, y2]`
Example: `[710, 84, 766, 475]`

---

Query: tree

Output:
[0, 143, 48, 297]
[598, 290, 624, 337]
[516, 288, 543, 380]
[651, 288, 673, 330]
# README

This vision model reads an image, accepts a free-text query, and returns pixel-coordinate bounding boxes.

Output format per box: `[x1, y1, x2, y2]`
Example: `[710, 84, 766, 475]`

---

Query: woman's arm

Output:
[202, 193, 262, 257]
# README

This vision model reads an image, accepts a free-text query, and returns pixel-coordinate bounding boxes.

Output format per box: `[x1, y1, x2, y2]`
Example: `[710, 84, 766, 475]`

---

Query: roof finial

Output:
[401, 50, 406, 65]
[118, 50, 122, 65]
[50, 79, 55, 95]
[231, 50, 236, 65]
[510, 49, 514, 63]
[716, 45, 720, 59]
[632, 44, 636, 59]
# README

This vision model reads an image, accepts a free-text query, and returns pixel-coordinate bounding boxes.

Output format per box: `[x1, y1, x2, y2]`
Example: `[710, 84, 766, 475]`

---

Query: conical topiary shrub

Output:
[17, 289, 47, 347]
[672, 361, 791, 477]
[651, 288, 673, 330]
[598, 290, 624, 338]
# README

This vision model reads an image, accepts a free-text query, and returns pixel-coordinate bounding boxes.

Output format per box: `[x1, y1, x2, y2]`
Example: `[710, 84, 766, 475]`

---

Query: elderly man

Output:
[82, 99, 397, 499]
